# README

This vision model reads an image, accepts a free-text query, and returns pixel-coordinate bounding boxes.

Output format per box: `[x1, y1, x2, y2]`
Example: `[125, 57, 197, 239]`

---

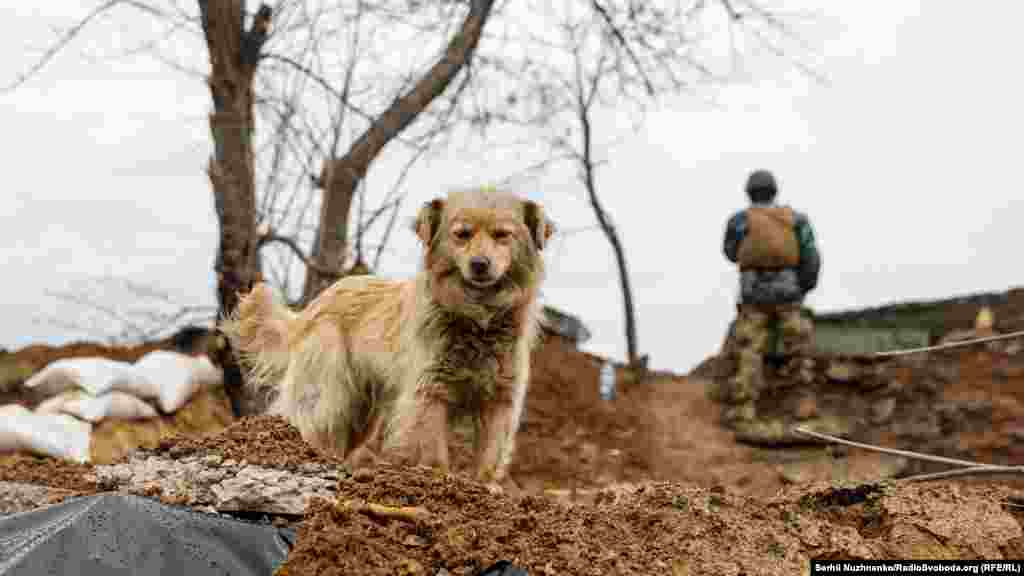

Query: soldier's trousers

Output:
[726, 302, 813, 404]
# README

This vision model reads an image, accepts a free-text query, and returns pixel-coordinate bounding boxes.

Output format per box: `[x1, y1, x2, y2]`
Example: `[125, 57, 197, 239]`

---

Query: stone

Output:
[871, 398, 897, 425]
[93, 453, 339, 516]
[0, 481, 75, 517]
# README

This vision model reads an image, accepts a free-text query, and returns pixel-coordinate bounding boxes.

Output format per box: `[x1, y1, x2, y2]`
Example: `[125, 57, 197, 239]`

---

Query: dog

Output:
[221, 187, 553, 484]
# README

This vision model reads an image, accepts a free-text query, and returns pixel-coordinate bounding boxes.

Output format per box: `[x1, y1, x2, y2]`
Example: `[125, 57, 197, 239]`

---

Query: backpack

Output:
[736, 205, 800, 269]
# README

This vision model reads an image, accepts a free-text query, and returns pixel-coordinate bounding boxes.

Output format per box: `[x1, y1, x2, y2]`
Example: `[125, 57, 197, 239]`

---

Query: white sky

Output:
[1, 1, 1021, 374]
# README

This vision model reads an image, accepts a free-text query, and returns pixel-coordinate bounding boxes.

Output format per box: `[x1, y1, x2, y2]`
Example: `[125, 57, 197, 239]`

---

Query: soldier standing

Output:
[721, 169, 822, 423]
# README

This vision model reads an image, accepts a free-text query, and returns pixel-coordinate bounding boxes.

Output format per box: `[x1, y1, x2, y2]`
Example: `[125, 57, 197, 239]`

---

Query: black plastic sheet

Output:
[0, 493, 293, 576]
[476, 560, 529, 576]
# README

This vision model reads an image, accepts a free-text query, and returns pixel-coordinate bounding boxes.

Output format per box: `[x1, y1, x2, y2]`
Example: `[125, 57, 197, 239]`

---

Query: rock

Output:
[0, 481, 75, 517]
[94, 454, 339, 516]
[871, 398, 897, 425]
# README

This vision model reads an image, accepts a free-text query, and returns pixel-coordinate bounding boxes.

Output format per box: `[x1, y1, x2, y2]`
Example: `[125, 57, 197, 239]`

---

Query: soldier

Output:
[721, 169, 821, 422]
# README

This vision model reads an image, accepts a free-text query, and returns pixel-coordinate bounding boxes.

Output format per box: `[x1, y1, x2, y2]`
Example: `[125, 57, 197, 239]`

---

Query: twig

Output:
[257, 231, 343, 278]
[874, 329, 1024, 358]
[589, 0, 655, 96]
[337, 500, 430, 524]
[791, 427, 998, 470]
[900, 466, 1024, 483]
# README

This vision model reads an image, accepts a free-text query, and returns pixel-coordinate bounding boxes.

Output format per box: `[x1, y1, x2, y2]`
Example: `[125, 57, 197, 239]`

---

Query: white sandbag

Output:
[34, 390, 83, 415]
[0, 411, 92, 463]
[0, 404, 31, 452]
[107, 370, 160, 401]
[74, 391, 158, 422]
[23, 357, 134, 397]
[37, 390, 158, 423]
[132, 351, 224, 414]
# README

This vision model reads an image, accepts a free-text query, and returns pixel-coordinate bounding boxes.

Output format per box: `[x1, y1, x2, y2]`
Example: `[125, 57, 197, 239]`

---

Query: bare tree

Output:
[565, 21, 642, 367]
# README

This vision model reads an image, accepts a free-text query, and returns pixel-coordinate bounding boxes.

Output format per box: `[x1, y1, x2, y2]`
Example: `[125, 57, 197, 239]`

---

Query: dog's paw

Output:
[485, 481, 504, 495]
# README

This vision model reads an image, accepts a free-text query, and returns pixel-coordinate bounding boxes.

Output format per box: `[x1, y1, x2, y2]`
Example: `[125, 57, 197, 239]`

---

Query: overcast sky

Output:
[2, 2, 1021, 375]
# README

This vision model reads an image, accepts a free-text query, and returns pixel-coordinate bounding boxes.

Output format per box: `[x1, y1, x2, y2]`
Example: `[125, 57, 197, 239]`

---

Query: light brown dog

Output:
[221, 187, 553, 484]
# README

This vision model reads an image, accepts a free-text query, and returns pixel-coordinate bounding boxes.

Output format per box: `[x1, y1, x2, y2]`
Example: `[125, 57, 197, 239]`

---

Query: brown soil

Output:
[0, 453, 98, 493]
[277, 465, 1021, 575]
[151, 414, 345, 471]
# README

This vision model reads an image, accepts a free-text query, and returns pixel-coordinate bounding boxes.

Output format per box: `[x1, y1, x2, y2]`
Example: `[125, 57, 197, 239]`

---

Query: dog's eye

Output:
[453, 228, 472, 241]
[492, 229, 511, 241]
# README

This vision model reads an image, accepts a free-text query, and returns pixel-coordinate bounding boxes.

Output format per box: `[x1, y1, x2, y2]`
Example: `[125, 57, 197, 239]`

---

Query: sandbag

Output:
[35, 390, 158, 423]
[34, 389, 83, 415]
[23, 357, 135, 397]
[0, 404, 31, 452]
[0, 411, 92, 463]
[736, 205, 800, 269]
[132, 351, 223, 414]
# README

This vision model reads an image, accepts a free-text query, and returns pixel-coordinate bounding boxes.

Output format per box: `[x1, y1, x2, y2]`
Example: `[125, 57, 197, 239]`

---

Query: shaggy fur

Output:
[220, 187, 554, 483]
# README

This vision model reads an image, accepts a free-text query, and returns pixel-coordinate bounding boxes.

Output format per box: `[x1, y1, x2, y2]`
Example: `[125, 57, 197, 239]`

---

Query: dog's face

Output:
[414, 189, 553, 306]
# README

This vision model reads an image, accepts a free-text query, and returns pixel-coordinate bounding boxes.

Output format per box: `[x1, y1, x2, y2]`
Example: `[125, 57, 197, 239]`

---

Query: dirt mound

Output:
[0, 453, 98, 493]
[510, 336, 655, 493]
[153, 415, 344, 471]
[279, 464, 1022, 575]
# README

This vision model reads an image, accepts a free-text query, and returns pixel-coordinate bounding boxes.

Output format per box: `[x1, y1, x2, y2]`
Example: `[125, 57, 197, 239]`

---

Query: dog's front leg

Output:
[415, 399, 450, 473]
[345, 409, 386, 469]
[476, 399, 514, 486]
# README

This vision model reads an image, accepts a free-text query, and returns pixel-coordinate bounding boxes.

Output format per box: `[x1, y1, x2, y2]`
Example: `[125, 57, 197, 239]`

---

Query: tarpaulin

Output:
[0, 493, 293, 576]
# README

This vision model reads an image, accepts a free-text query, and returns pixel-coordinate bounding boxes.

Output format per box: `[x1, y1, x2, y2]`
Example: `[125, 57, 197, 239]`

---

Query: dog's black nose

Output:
[469, 256, 491, 277]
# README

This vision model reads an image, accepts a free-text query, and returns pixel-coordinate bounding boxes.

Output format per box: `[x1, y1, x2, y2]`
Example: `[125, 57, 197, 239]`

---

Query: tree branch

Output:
[257, 231, 343, 278]
[589, 0, 655, 97]
[5, 0, 141, 91]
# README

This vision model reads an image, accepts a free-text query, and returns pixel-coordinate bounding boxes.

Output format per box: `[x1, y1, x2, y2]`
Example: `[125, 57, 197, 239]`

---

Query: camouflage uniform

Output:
[721, 171, 821, 422]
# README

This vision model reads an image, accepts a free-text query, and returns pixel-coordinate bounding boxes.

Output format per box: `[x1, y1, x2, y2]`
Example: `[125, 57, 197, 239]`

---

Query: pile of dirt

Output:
[152, 414, 345, 472]
[509, 336, 655, 493]
[0, 453, 98, 493]
[279, 464, 1023, 575]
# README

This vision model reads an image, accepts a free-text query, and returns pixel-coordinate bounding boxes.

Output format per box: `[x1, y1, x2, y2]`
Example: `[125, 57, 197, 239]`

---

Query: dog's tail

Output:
[219, 283, 295, 396]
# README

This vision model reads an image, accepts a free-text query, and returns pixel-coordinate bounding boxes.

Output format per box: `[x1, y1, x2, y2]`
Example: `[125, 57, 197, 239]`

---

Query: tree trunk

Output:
[577, 95, 640, 367]
[200, 1, 271, 416]
[300, 0, 497, 303]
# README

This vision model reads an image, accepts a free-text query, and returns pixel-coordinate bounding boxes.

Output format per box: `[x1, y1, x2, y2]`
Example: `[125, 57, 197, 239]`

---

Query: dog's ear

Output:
[413, 198, 446, 244]
[522, 200, 554, 251]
